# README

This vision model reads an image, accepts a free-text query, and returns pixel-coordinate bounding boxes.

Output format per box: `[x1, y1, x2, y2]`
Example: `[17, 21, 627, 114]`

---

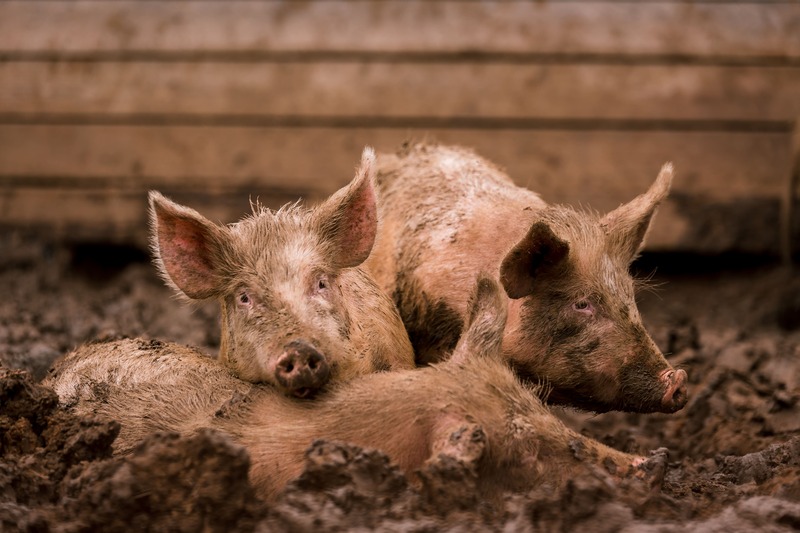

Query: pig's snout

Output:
[275, 341, 330, 398]
[659, 368, 688, 413]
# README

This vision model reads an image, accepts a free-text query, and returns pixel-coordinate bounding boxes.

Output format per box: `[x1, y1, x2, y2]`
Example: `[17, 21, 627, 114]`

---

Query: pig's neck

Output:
[339, 267, 415, 372]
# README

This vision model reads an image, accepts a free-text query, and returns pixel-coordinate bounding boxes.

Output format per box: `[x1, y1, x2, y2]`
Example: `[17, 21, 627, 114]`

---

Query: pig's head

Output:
[499, 163, 688, 413]
[148, 148, 380, 398]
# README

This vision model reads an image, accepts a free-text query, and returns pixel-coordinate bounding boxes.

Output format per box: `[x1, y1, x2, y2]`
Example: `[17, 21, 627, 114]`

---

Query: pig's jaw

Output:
[541, 387, 617, 414]
[291, 387, 313, 399]
[501, 319, 689, 413]
[511, 362, 688, 414]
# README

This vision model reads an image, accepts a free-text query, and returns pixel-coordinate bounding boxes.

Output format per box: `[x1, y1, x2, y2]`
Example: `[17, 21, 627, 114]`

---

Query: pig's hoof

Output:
[419, 424, 486, 512]
[634, 447, 669, 489]
[441, 423, 487, 465]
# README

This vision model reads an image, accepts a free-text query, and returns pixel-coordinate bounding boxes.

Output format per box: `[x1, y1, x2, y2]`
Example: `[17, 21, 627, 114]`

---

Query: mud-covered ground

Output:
[2, 230, 800, 531]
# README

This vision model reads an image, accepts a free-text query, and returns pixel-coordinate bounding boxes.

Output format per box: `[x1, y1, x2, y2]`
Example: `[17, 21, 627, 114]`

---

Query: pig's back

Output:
[369, 143, 544, 284]
[375, 143, 538, 213]
[366, 143, 545, 362]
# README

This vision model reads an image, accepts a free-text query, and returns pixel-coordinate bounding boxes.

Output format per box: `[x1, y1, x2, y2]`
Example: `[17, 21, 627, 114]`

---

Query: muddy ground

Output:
[2, 229, 800, 531]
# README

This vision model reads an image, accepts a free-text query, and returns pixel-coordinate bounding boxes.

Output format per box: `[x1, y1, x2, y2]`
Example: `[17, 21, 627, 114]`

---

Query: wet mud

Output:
[2, 233, 800, 531]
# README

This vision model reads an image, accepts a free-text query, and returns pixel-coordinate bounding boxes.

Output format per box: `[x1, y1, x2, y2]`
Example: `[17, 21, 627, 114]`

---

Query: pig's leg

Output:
[428, 422, 487, 467]
[565, 432, 667, 492]
[416, 419, 487, 511]
[633, 447, 669, 490]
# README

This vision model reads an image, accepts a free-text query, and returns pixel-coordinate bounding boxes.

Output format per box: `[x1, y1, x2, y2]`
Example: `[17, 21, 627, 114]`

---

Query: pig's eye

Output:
[573, 300, 594, 315]
[238, 292, 252, 307]
[314, 274, 330, 294]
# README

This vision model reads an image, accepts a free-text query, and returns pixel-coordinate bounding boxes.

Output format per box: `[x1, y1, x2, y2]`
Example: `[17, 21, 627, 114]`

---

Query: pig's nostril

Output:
[667, 383, 688, 411]
[659, 368, 689, 412]
[673, 388, 686, 405]
[308, 359, 317, 370]
[284, 362, 294, 373]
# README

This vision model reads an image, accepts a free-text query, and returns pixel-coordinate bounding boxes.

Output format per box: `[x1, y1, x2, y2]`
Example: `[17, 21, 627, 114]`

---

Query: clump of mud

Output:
[0, 365, 265, 531]
[2, 234, 800, 530]
[3, 365, 800, 531]
[3, 363, 800, 531]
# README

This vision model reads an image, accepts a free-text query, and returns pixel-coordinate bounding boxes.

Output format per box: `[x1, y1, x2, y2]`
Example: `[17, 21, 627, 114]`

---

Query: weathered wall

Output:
[0, 1, 798, 252]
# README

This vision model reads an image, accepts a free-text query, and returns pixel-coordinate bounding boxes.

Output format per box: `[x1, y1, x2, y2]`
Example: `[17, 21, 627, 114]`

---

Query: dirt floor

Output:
[2, 229, 800, 531]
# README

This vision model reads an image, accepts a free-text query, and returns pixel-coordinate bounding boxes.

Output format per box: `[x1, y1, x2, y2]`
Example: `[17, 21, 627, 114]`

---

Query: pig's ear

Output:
[499, 222, 570, 299]
[450, 275, 508, 365]
[600, 163, 673, 263]
[148, 191, 229, 300]
[315, 147, 378, 269]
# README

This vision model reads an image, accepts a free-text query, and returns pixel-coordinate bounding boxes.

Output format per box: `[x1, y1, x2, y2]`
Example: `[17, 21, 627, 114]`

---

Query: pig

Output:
[364, 142, 688, 414]
[147, 147, 414, 397]
[45, 275, 656, 503]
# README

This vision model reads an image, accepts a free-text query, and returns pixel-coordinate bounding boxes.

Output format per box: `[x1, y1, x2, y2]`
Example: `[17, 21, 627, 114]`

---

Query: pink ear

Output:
[149, 192, 226, 300]
[499, 221, 570, 299]
[317, 147, 379, 269]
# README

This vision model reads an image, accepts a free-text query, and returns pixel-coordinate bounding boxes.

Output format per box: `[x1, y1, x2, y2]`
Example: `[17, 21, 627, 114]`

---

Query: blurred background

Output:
[3, 6, 800, 527]
[1, 0, 798, 256]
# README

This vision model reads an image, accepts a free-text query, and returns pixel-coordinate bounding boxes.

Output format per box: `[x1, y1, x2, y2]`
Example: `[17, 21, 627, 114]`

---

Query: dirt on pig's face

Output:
[217, 211, 358, 397]
[147, 148, 408, 397]
[500, 208, 688, 414]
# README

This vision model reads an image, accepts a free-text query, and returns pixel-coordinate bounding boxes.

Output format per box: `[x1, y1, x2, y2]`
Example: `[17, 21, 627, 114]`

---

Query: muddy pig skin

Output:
[147, 147, 414, 397]
[45, 277, 646, 502]
[364, 143, 687, 414]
